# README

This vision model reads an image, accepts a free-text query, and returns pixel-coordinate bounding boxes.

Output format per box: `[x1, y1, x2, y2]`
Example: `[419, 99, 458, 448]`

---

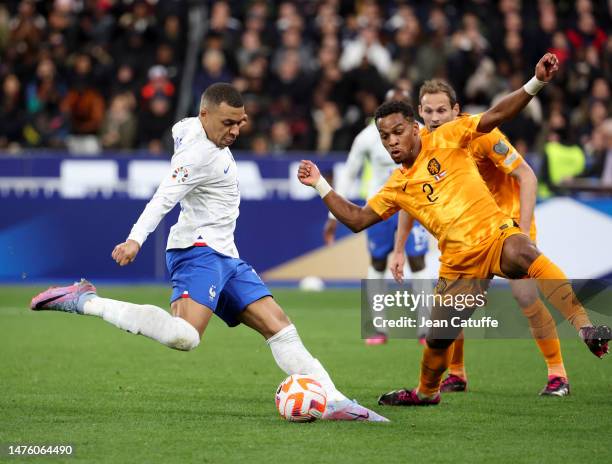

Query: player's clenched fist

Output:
[535, 52, 559, 82]
[112, 239, 141, 266]
[297, 160, 321, 187]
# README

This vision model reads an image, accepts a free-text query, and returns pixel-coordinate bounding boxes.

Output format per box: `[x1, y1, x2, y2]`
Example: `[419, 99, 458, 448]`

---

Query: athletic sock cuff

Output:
[266, 324, 297, 345]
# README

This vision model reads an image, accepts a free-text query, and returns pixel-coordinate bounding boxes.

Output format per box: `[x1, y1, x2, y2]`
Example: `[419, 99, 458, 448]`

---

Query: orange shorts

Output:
[439, 224, 525, 279]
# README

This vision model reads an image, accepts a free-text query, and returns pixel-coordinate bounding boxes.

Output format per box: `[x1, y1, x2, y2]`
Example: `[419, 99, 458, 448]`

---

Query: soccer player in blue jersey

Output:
[30, 83, 388, 422]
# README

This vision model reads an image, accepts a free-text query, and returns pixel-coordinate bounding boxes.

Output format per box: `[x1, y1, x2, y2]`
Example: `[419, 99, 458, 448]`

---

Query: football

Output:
[275, 374, 327, 422]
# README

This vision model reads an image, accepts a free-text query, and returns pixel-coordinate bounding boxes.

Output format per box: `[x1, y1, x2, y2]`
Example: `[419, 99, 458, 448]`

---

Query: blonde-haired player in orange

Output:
[388, 79, 570, 396]
[297, 53, 611, 407]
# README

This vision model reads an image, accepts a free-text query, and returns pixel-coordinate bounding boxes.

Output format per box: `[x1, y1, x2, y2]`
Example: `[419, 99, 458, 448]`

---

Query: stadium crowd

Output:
[0, 0, 610, 186]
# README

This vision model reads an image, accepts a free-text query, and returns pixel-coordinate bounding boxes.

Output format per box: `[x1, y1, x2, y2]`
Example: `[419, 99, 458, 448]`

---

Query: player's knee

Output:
[371, 257, 387, 273]
[513, 287, 538, 309]
[501, 236, 540, 278]
[167, 317, 201, 351]
[408, 255, 425, 272]
[516, 243, 541, 274]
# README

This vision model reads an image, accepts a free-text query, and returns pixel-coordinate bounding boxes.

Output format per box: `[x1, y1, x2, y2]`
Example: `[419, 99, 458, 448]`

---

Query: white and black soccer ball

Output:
[275, 374, 327, 422]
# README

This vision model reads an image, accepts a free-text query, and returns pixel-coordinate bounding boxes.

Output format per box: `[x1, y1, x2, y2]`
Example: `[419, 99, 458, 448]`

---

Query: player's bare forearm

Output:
[393, 210, 414, 253]
[478, 53, 559, 133]
[389, 211, 413, 283]
[511, 161, 537, 233]
[322, 191, 382, 233]
[298, 159, 381, 232]
[478, 88, 533, 133]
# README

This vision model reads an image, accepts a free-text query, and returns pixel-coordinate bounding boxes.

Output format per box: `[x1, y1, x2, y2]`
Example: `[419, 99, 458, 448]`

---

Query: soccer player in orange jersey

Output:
[387, 79, 569, 396]
[297, 53, 611, 406]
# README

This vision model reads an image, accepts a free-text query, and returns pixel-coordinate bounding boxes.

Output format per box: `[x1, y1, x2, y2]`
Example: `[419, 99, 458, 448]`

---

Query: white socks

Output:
[83, 297, 200, 351]
[266, 324, 347, 402]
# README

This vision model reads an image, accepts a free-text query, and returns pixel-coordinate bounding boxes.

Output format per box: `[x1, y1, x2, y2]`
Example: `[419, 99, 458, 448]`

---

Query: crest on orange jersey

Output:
[427, 158, 441, 175]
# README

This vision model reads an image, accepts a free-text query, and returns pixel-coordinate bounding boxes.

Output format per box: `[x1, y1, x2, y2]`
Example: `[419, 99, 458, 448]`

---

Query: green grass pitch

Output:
[1, 286, 611, 463]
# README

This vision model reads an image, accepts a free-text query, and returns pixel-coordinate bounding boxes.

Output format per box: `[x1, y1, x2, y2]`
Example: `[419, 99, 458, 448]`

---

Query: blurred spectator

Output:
[158, 15, 185, 61]
[589, 119, 612, 185]
[138, 95, 173, 154]
[99, 93, 137, 150]
[269, 120, 293, 154]
[540, 102, 587, 194]
[237, 30, 268, 73]
[118, 0, 156, 38]
[110, 63, 140, 99]
[154, 43, 180, 83]
[192, 49, 233, 112]
[339, 25, 391, 76]
[8, 0, 46, 64]
[209, 1, 241, 52]
[141, 65, 175, 109]
[448, 12, 490, 101]
[251, 133, 270, 156]
[387, 6, 420, 82]
[313, 101, 351, 153]
[61, 53, 105, 135]
[566, 13, 607, 54]
[23, 57, 67, 147]
[0, 73, 26, 149]
[272, 27, 315, 74]
[269, 50, 312, 106]
[412, 7, 451, 84]
[242, 0, 274, 50]
[25, 57, 65, 115]
[0, 5, 10, 54]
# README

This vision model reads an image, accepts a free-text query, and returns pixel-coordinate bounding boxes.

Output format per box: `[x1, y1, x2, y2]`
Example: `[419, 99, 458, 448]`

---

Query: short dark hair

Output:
[374, 100, 415, 125]
[419, 79, 457, 107]
[201, 83, 243, 108]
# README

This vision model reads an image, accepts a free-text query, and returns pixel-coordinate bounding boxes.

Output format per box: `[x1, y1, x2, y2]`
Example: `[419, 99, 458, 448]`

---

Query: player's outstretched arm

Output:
[478, 53, 559, 133]
[298, 160, 382, 233]
[389, 210, 414, 283]
[510, 161, 538, 233]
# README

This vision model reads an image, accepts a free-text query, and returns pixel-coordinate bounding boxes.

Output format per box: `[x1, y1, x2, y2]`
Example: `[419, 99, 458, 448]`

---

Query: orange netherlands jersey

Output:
[465, 124, 524, 221]
[420, 118, 523, 220]
[368, 114, 515, 268]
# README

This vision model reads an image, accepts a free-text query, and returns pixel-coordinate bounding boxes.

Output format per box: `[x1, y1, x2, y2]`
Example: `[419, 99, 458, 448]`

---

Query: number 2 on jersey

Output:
[422, 183, 438, 202]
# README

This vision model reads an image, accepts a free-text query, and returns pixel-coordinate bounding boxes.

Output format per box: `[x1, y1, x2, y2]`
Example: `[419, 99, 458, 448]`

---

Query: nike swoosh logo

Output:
[347, 411, 369, 419]
[223, 165, 230, 174]
[35, 293, 64, 309]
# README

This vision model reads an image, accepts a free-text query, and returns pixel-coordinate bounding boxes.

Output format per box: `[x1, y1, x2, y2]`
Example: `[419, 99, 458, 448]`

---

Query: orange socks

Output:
[527, 254, 592, 331]
[448, 335, 466, 380]
[522, 299, 567, 379]
[418, 345, 452, 397]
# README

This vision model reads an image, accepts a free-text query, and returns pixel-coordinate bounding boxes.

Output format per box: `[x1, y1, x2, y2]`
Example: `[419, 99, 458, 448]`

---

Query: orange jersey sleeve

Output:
[367, 174, 401, 220]
[469, 128, 524, 220]
[368, 114, 513, 269]
[429, 113, 486, 149]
